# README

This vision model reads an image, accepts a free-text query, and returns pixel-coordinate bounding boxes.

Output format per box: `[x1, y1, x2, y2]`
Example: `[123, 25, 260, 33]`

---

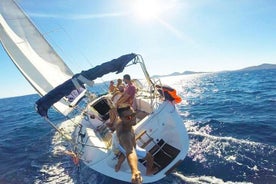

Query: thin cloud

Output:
[29, 12, 127, 20]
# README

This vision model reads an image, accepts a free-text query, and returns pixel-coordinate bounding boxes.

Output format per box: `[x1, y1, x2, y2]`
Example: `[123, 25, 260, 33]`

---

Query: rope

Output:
[43, 116, 109, 150]
[44, 117, 73, 142]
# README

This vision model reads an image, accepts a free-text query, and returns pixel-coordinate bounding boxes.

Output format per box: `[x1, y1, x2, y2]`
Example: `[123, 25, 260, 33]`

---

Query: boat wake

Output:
[172, 172, 253, 184]
[180, 120, 276, 183]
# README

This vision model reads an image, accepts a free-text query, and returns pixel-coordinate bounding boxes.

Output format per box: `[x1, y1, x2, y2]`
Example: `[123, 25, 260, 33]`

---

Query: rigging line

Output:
[48, 23, 110, 92]
[77, 141, 109, 150]
[41, 24, 84, 72]
[62, 91, 95, 126]
[44, 116, 108, 150]
[49, 22, 94, 70]
[62, 30, 108, 91]
[35, 17, 92, 72]
[44, 117, 73, 143]
[56, 23, 95, 69]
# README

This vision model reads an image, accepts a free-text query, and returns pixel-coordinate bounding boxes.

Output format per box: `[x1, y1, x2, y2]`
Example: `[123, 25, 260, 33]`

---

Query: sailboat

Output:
[0, 0, 189, 183]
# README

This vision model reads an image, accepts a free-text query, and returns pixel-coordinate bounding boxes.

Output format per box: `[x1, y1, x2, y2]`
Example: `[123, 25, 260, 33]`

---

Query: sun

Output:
[132, 0, 166, 21]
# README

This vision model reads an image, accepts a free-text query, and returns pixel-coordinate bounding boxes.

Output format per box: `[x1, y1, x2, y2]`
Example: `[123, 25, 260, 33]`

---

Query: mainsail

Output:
[0, 0, 73, 114]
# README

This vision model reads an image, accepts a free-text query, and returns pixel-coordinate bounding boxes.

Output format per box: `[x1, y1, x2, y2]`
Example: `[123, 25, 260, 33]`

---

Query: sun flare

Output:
[132, 0, 165, 21]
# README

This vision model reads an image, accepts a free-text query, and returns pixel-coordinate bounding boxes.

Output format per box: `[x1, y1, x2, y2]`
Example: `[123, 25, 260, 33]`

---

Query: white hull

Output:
[72, 96, 189, 183]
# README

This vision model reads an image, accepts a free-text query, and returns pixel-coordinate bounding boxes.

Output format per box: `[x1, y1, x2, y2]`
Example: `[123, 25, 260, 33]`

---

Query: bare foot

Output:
[146, 167, 158, 175]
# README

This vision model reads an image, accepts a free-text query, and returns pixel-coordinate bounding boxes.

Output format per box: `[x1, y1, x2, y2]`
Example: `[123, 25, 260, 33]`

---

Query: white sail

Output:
[0, 0, 74, 115]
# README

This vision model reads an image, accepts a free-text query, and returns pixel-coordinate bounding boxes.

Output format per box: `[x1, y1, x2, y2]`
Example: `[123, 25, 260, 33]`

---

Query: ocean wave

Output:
[172, 172, 253, 184]
[183, 119, 276, 183]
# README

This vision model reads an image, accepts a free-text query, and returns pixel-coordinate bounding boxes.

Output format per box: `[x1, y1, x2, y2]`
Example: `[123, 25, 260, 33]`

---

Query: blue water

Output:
[0, 69, 275, 184]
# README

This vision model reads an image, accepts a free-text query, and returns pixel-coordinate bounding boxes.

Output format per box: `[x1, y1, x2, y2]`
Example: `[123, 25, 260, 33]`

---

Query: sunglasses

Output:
[123, 113, 136, 120]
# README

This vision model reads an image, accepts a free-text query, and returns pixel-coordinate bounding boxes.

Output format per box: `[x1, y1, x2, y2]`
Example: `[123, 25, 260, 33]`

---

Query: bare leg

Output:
[144, 152, 157, 175]
[115, 153, 125, 172]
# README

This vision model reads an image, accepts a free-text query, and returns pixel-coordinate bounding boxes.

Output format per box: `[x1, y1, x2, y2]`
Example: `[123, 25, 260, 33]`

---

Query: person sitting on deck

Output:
[114, 104, 156, 183]
[116, 78, 125, 89]
[111, 85, 124, 104]
[108, 74, 136, 131]
[109, 80, 116, 93]
[116, 74, 137, 109]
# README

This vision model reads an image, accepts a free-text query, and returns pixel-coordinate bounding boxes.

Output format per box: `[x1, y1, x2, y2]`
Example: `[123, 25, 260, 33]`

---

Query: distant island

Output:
[152, 71, 205, 78]
[238, 63, 276, 71]
[152, 63, 276, 78]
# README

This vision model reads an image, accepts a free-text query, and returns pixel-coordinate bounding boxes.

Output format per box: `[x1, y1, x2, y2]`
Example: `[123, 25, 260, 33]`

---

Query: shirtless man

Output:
[114, 104, 155, 184]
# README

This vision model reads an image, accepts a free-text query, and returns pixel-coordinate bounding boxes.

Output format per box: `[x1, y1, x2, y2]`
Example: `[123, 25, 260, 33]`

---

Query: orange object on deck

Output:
[156, 85, 182, 104]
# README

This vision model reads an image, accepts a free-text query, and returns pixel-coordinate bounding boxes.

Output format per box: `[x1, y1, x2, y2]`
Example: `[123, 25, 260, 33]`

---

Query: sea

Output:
[0, 69, 275, 184]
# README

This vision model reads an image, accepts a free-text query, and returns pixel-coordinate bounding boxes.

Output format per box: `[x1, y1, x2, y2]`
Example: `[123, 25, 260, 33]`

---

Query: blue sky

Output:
[1, 0, 276, 98]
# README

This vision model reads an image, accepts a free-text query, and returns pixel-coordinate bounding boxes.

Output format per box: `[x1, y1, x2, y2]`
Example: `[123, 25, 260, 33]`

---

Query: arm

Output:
[116, 92, 131, 106]
[116, 85, 136, 107]
[119, 133, 142, 183]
